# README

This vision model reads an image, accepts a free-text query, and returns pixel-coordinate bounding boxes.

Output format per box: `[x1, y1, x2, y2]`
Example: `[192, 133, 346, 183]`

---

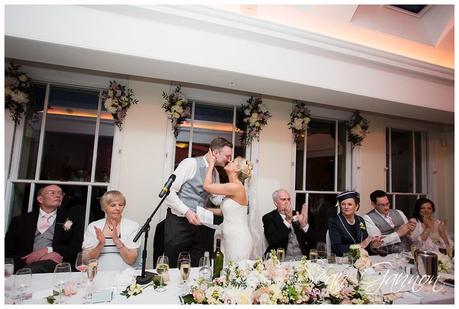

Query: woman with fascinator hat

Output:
[328, 191, 384, 256]
[204, 150, 254, 262]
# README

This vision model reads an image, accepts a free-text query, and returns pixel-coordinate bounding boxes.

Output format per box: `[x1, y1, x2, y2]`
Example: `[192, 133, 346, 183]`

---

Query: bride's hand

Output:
[206, 149, 217, 166]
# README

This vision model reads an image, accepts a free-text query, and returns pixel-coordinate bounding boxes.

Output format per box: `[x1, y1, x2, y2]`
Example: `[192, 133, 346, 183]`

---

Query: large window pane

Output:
[89, 186, 108, 223]
[296, 193, 337, 242]
[10, 183, 31, 219]
[40, 86, 100, 181]
[394, 195, 418, 219]
[415, 132, 423, 193]
[390, 129, 413, 192]
[295, 136, 305, 190]
[95, 107, 115, 182]
[337, 121, 347, 191]
[195, 103, 233, 123]
[306, 120, 335, 191]
[17, 84, 46, 179]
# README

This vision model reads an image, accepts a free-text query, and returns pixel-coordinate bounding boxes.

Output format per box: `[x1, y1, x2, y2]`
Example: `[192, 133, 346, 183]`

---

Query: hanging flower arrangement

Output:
[346, 111, 369, 147]
[102, 80, 138, 130]
[162, 85, 191, 138]
[288, 101, 311, 144]
[241, 96, 271, 145]
[5, 62, 32, 125]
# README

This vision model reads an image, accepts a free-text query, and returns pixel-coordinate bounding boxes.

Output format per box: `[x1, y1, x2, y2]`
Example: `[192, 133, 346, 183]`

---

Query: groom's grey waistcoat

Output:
[367, 209, 412, 247]
[178, 157, 212, 213]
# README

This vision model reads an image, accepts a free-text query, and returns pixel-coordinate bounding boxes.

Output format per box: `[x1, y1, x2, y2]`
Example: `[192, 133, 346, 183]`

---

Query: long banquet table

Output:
[5, 254, 454, 304]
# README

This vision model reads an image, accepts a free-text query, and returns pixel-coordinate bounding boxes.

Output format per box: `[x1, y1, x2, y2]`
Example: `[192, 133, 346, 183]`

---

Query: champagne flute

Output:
[276, 248, 285, 262]
[14, 268, 32, 304]
[177, 252, 191, 287]
[85, 259, 98, 302]
[53, 262, 71, 304]
[155, 255, 169, 292]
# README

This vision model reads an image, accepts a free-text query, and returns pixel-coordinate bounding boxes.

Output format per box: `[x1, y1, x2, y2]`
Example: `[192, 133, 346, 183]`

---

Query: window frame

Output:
[385, 126, 429, 211]
[5, 80, 120, 229]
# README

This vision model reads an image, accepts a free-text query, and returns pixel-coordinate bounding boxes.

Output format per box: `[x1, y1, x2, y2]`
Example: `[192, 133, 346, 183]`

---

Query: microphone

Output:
[159, 174, 176, 198]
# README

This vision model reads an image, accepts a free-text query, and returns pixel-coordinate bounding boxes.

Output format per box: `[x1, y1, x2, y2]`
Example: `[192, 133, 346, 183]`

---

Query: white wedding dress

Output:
[221, 198, 253, 262]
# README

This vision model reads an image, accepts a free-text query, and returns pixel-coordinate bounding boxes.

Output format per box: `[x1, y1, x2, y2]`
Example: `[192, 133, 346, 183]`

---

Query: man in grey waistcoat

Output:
[5, 184, 83, 273]
[363, 190, 416, 250]
[164, 137, 232, 267]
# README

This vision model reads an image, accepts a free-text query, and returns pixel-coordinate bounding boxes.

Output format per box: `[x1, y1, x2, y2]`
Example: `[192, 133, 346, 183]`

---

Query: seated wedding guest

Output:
[5, 184, 83, 273]
[263, 189, 316, 260]
[82, 190, 141, 271]
[410, 198, 452, 252]
[328, 191, 383, 256]
[363, 190, 416, 250]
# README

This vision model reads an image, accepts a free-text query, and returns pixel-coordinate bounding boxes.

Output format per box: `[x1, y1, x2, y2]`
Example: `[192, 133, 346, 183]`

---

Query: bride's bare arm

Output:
[203, 150, 239, 196]
[205, 207, 223, 216]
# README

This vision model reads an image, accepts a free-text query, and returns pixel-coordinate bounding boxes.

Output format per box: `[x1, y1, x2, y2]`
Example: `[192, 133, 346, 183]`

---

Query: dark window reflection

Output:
[391, 129, 413, 192]
[10, 183, 31, 219]
[295, 137, 305, 190]
[395, 195, 419, 218]
[306, 120, 336, 191]
[18, 83, 46, 179]
[296, 193, 338, 242]
[90, 186, 108, 223]
[40, 86, 100, 181]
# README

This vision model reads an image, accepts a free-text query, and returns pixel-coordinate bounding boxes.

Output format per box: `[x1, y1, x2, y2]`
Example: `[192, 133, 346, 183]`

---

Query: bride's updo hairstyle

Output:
[234, 156, 253, 183]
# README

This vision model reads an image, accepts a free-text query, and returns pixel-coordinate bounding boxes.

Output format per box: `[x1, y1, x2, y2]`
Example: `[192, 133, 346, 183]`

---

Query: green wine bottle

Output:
[213, 238, 224, 278]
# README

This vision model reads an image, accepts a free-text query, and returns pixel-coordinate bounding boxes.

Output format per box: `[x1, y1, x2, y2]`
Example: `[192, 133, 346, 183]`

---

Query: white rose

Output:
[304, 117, 311, 125]
[293, 118, 303, 130]
[258, 104, 267, 113]
[354, 257, 371, 271]
[5, 87, 12, 96]
[244, 108, 251, 116]
[249, 113, 259, 125]
[19, 74, 28, 82]
[10, 90, 29, 104]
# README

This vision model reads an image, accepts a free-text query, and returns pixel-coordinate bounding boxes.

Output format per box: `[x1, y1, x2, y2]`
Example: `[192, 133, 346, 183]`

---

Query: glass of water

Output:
[14, 268, 32, 304]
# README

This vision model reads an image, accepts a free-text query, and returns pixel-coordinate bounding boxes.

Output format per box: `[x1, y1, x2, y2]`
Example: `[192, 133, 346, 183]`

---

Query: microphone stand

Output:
[133, 191, 169, 285]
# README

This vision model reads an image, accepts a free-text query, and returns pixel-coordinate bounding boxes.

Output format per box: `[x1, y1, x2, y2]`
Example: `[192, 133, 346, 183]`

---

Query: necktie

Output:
[38, 214, 52, 234]
[385, 215, 395, 228]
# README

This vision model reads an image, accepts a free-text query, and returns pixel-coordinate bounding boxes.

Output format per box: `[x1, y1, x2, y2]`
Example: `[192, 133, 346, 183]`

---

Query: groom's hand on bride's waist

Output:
[185, 209, 202, 226]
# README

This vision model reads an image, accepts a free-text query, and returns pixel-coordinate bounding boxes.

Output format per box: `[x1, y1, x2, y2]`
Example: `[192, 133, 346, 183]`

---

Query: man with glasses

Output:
[5, 184, 83, 273]
[363, 190, 416, 249]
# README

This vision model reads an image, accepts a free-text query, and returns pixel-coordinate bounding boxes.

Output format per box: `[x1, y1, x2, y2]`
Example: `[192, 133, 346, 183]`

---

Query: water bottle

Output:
[198, 251, 212, 282]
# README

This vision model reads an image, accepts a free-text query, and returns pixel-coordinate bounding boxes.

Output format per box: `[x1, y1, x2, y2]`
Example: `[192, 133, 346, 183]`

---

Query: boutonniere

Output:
[61, 218, 73, 231]
[359, 222, 366, 230]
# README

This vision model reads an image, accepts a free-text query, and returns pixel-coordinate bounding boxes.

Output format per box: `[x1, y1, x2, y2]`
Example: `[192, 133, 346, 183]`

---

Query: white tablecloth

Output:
[6, 255, 454, 304]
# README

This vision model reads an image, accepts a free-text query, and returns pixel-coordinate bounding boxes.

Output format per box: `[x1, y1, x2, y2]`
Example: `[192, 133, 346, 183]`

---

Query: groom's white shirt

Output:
[165, 156, 224, 217]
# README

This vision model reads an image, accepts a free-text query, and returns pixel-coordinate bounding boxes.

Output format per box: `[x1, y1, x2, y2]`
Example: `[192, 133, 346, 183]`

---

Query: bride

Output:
[203, 150, 253, 262]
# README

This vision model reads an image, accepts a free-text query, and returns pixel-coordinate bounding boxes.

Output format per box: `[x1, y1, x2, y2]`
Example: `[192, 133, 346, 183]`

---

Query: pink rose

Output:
[193, 289, 205, 304]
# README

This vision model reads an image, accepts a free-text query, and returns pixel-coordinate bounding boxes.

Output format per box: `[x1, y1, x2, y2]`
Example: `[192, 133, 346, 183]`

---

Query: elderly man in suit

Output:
[5, 184, 83, 273]
[263, 189, 316, 259]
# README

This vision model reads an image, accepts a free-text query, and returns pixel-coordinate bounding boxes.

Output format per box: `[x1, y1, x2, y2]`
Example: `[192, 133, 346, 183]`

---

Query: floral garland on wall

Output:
[162, 85, 191, 137]
[288, 101, 311, 144]
[102, 80, 138, 130]
[5, 62, 32, 125]
[241, 96, 271, 145]
[346, 111, 369, 147]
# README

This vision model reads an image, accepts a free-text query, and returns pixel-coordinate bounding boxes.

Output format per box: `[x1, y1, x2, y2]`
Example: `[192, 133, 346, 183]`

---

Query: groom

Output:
[164, 137, 233, 267]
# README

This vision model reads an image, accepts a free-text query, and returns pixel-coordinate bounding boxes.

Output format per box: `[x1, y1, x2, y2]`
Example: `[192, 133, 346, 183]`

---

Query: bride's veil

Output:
[246, 169, 264, 259]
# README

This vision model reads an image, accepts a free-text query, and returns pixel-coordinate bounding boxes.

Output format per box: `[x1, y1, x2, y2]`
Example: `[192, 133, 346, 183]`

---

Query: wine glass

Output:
[309, 249, 318, 263]
[5, 258, 14, 298]
[155, 255, 169, 292]
[14, 268, 32, 304]
[75, 251, 89, 287]
[198, 254, 212, 282]
[53, 262, 71, 304]
[177, 252, 191, 287]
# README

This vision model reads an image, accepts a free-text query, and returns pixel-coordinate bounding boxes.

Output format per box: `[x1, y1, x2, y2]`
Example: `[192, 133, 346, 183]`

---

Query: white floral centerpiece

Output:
[437, 252, 453, 273]
[288, 101, 311, 144]
[346, 111, 369, 147]
[161, 85, 191, 137]
[5, 62, 32, 124]
[241, 97, 271, 145]
[182, 250, 395, 304]
[102, 80, 138, 130]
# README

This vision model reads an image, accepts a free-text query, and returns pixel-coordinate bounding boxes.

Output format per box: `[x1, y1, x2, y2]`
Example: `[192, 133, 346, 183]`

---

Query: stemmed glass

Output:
[5, 258, 14, 298]
[85, 258, 99, 302]
[276, 248, 285, 262]
[53, 262, 71, 304]
[177, 252, 191, 288]
[155, 255, 169, 292]
[14, 268, 32, 304]
[75, 251, 89, 287]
